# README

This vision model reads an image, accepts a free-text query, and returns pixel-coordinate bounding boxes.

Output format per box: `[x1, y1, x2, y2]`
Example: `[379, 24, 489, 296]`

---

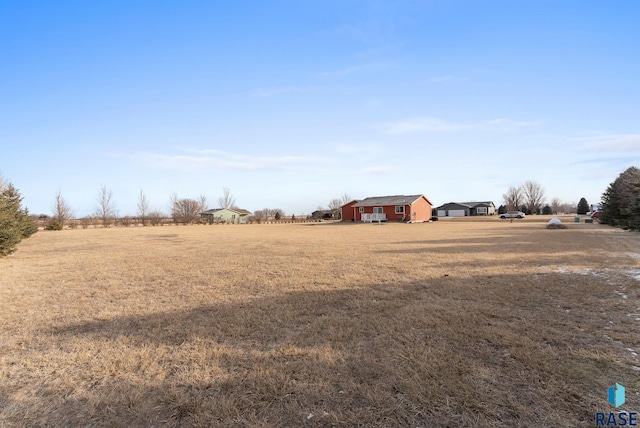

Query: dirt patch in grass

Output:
[1, 217, 639, 426]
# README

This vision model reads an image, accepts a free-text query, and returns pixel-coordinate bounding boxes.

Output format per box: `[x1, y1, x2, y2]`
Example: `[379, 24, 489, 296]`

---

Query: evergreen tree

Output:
[576, 198, 589, 215]
[600, 166, 640, 228]
[629, 191, 640, 231]
[0, 178, 37, 256]
[542, 205, 552, 215]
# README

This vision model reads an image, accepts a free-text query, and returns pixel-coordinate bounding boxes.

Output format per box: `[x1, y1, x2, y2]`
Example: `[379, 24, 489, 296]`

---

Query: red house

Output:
[339, 199, 360, 222]
[343, 195, 432, 223]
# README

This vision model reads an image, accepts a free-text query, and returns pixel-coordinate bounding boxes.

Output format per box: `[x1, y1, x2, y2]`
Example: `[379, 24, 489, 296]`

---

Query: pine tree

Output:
[0, 179, 37, 256]
[576, 198, 589, 215]
[600, 166, 640, 228]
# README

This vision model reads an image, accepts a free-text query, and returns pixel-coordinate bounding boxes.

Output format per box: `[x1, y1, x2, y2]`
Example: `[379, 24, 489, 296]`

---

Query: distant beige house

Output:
[200, 208, 251, 224]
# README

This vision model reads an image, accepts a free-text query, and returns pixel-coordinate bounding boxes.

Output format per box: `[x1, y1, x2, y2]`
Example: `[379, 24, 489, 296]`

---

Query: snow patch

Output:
[625, 269, 640, 281]
[552, 266, 640, 281]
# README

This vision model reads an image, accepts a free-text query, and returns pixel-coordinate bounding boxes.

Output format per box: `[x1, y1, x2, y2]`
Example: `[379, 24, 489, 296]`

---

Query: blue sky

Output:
[1, 1, 639, 216]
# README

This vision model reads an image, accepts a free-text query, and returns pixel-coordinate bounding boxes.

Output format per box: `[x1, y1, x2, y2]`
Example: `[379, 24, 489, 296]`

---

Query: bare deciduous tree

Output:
[218, 187, 236, 209]
[148, 211, 164, 226]
[170, 192, 208, 224]
[262, 208, 273, 220]
[198, 194, 208, 213]
[173, 198, 202, 224]
[522, 180, 545, 214]
[327, 194, 353, 211]
[503, 186, 523, 211]
[170, 192, 179, 223]
[52, 189, 73, 229]
[95, 186, 116, 227]
[252, 209, 265, 223]
[327, 198, 342, 210]
[137, 190, 150, 225]
[550, 197, 561, 214]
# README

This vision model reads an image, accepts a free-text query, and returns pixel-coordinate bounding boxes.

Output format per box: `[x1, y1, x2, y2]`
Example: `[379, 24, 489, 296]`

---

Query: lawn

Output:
[1, 217, 639, 427]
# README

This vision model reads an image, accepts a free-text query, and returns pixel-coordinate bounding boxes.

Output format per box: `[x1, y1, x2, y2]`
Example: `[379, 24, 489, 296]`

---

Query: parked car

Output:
[590, 211, 599, 219]
[499, 211, 526, 219]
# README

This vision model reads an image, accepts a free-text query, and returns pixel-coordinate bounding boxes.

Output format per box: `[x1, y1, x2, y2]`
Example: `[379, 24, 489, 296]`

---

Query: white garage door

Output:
[437, 210, 447, 217]
[448, 209, 466, 217]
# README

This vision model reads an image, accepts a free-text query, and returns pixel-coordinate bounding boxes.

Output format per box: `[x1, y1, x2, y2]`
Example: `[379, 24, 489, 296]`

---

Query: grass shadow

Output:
[3, 273, 638, 427]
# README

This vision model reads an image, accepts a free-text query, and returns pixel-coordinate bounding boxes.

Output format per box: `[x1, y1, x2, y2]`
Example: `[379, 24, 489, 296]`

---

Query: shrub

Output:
[0, 179, 37, 257]
[46, 219, 63, 230]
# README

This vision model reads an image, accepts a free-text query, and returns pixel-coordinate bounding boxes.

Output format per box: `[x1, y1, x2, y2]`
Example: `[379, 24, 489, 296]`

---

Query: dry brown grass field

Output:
[1, 216, 639, 427]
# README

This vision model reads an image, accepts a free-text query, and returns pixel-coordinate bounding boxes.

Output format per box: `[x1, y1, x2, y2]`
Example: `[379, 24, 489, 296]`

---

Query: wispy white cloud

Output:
[585, 134, 640, 152]
[117, 148, 331, 171]
[484, 118, 542, 130]
[384, 116, 540, 134]
[358, 165, 394, 174]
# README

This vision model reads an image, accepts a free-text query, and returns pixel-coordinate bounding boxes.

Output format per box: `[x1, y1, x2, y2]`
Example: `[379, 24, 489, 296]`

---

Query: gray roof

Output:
[353, 195, 426, 207]
[201, 208, 223, 214]
[201, 208, 251, 216]
[435, 201, 494, 209]
[233, 208, 252, 216]
[460, 201, 494, 207]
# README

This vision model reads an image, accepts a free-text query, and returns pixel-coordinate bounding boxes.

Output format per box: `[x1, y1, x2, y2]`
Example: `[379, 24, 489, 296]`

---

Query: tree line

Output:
[500, 180, 591, 215]
[46, 186, 301, 228]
